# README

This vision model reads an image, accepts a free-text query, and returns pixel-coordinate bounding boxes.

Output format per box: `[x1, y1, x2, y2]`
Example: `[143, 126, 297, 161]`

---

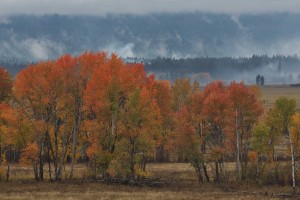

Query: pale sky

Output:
[1, 0, 300, 15]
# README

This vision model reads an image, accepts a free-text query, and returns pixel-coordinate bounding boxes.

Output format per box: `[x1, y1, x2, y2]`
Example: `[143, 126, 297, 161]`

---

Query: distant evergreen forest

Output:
[145, 55, 300, 84]
[1, 54, 300, 84]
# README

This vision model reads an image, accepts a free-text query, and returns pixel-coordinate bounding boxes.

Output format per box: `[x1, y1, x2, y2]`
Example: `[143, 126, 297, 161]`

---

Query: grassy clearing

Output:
[260, 85, 300, 110]
[0, 163, 291, 200]
[0, 181, 276, 200]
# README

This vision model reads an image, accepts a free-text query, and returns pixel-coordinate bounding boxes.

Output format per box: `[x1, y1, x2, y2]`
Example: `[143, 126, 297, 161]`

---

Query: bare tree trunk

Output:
[0, 143, 2, 165]
[288, 127, 296, 194]
[70, 127, 78, 179]
[6, 164, 9, 181]
[70, 94, 82, 179]
[256, 158, 260, 184]
[39, 137, 45, 181]
[193, 161, 204, 183]
[236, 108, 241, 181]
[215, 161, 220, 183]
[202, 163, 210, 182]
[129, 136, 136, 183]
[47, 144, 52, 181]
[33, 164, 39, 180]
[110, 114, 116, 153]
[57, 122, 72, 181]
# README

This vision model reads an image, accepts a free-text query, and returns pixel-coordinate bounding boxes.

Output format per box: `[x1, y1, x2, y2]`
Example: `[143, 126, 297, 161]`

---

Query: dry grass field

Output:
[260, 85, 300, 110]
[0, 162, 293, 200]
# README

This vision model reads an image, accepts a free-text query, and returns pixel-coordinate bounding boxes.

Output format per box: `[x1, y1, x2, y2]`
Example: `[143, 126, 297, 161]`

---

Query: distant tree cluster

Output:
[256, 74, 265, 86]
[145, 55, 299, 82]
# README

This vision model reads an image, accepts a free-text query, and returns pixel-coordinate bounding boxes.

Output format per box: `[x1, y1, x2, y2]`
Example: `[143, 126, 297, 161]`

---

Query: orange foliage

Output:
[248, 151, 258, 164]
[202, 81, 234, 149]
[20, 143, 39, 166]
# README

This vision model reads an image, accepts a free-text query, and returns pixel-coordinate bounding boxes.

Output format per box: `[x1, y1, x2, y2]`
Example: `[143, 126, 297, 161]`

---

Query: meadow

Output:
[260, 85, 300, 110]
[0, 163, 289, 200]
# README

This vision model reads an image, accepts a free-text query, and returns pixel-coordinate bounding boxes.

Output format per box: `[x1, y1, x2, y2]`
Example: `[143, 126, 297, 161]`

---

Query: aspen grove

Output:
[1, 52, 300, 192]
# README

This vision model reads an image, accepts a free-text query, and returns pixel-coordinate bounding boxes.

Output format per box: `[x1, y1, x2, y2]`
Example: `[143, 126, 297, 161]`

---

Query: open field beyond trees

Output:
[260, 85, 300, 110]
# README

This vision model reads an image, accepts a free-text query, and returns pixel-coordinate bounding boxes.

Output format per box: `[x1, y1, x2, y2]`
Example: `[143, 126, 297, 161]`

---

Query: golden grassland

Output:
[260, 85, 300, 110]
[0, 162, 296, 200]
[0, 163, 288, 200]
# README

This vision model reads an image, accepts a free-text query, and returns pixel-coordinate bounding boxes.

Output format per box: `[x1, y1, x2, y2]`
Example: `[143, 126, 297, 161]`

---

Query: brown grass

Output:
[260, 85, 300, 110]
[0, 163, 289, 200]
[0, 181, 276, 200]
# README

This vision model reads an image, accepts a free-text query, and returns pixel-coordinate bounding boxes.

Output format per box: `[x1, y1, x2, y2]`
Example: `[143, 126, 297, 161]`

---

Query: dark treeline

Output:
[0, 54, 28, 75]
[1, 54, 300, 84]
[144, 55, 300, 83]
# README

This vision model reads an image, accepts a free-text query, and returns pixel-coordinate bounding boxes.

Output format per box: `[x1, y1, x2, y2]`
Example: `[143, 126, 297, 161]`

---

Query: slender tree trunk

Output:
[256, 158, 260, 184]
[0, 143, 2, 165]
[33, 164, 39, 180]
[57, 122, 72, 181]
[288, 126, 296, 194]
[70, 95, 82, 179]
[54, 125, 59, 180]
[47, 143, 52, 181]
[94, 156, 97, 178]
[129, 137, 135, 183]
[110, 114, 116, 153]
[142, 156, 147, 172]
[215, 161, 220, 183]
[244, 136, 249, 179]
[194, 161, 204, 183]
[39, 138, 45, 181]
[200, 122, 209, 182]
[39, 156, 44, 181]
[6, 164, 9, 181]
[130, 158, 135, 183]
[236, 108, 241, 181]
[70, 128, 78, 179]
[202, 163, 210, 182]
[70, 82, 80, 179]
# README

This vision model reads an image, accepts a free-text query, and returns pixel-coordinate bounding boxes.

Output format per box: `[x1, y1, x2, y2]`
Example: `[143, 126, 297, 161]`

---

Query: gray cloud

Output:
[1, 0, 300, 15]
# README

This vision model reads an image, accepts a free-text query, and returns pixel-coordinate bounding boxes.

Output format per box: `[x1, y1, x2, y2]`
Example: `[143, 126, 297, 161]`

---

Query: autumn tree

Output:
[19, 143, 39, 180]
[273, 96, 297, 193]
[14, 60, 64, 181]
[174, 83, 210, 183]
[171, 78, 195, 162]
[113, 88, 161, 181]
[265, 108, 282, 161]
[0, 67, 13, 180]
[84, 54, 161, 181]
[0, 67, 13, 159]
[171, 78, 192, 112]
[228, 81, 263, 180]
[291, 113, 300, 156]
[153, 81, 173, 162]
[202, 81, 234, 183]
[250, 123, 271, 184]
[55, 52, 107, 179]
[13, 52, 107, 181]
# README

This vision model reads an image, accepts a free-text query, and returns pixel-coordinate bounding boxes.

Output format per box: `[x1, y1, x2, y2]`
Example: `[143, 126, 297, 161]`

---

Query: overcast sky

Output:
[1, 0, 300, 15]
